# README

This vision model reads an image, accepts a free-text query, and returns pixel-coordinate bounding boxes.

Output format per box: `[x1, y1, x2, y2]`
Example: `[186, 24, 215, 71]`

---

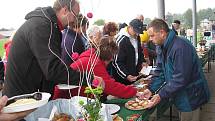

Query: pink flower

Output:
[71, 52, 79, 61]
[92, 79, 100, 87]
[77, 119, 85, 121]
[87, 12, 93, 18]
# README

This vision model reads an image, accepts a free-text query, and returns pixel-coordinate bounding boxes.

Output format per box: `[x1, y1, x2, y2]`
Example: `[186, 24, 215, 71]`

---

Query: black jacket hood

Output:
[25, 6, 57, 23]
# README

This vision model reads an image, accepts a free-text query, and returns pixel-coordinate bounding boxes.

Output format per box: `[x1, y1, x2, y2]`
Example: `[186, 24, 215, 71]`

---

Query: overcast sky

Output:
[0, 0, 214, 29]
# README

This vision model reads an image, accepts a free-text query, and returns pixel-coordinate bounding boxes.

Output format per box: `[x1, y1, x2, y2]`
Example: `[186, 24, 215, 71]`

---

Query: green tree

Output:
[183, 9, 193, 28]
[164, 8, 215, 29]
[144, 18, 152, 25]
[93, 19, 105, 26]
[197, 8, 215, 28]
[172, 13, 185, 28]
[172, 13, 184, 22]
[165, 12, 173, 26]
[198, 8, 215, 21]
[213, 8, 215, 20]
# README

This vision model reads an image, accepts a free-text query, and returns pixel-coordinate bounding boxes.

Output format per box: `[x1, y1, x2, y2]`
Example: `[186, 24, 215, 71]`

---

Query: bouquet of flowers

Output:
[79, 86, 103, 121]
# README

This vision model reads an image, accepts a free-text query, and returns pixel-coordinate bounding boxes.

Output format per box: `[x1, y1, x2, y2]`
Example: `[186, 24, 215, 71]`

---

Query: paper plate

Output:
[140, 66, 152, 75]
[3, 92, 51, 113]
[57, 84, 79, 90]
[104, 104, 120, 114]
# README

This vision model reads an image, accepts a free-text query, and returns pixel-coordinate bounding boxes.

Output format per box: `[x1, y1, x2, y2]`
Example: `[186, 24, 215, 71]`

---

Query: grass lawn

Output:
[0, 38, 9, 58]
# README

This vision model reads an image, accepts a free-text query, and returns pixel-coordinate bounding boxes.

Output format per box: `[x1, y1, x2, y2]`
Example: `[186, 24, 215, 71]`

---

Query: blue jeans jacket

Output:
[149, 30, 210, 112]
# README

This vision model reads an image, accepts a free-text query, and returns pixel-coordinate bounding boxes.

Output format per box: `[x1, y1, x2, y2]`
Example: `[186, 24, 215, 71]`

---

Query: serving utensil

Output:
[6, 92, 42, 106]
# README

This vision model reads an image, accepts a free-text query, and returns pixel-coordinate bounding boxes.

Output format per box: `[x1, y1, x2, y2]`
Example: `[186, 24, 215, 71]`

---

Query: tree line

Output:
[165, 8, 215, 29]
[93, 8, 215, 29]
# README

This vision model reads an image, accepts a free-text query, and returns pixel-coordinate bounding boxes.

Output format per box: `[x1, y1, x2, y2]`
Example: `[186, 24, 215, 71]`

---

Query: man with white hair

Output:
[136, 14, 144, 22]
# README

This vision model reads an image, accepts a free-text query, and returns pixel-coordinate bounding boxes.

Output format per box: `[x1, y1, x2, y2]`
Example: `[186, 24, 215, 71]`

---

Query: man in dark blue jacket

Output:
[142, 19, 210, 121]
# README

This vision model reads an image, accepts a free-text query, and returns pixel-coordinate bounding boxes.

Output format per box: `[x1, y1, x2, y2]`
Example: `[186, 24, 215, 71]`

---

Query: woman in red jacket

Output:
[70, 36, 140, 98]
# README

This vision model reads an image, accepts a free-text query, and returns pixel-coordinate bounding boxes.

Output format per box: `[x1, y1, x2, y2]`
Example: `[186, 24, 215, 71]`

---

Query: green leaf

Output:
[79, 100, 84, 106]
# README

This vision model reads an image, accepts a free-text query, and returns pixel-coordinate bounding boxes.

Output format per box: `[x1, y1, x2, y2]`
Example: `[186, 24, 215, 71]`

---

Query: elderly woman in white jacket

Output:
[87, 25, 102, 48]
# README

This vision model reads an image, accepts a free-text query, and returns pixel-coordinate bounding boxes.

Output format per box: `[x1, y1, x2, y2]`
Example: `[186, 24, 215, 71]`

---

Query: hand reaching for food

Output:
[145, 94, 161, 109]
[127, 75, 138, 82]
[144, 58, 151, 66]
[137, 89, 152, 100]
[142, 62, 148, 68]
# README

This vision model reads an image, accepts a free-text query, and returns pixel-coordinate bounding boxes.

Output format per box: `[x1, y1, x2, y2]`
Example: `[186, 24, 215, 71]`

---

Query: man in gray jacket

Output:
[3, 0, 90, 98]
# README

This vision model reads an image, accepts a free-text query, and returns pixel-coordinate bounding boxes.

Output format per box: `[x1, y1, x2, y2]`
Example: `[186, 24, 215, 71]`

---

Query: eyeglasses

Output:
[70, 9, 78, 18]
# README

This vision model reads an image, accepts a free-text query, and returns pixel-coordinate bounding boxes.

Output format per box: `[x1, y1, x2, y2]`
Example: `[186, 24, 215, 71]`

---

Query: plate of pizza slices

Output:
[125, 98, 149, 110]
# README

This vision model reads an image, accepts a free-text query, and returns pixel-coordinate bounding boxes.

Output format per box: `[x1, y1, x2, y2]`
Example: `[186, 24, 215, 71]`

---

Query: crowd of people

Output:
[0, 0, 210, 121]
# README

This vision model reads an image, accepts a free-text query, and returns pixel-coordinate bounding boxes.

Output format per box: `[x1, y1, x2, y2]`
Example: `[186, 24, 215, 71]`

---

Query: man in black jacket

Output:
[112, 19, 145, 85]
[0, 57, 4, 90]
[3, 0, 89, 98]
[172, 20, 181, 35]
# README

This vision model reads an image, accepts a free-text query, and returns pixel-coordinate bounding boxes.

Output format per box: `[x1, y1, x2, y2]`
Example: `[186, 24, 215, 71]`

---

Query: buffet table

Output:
[105, 98, 172, 121]
[198, 49, 210, 71]
[197, 44, 215, 72]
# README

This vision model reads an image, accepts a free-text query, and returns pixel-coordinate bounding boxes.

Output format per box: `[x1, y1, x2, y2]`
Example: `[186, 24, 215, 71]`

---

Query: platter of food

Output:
[126, 114, 141, 121]
[52, 113, 75, 121]
[125, 98, 149, 110]
[135, 84, 148, 92]
[3, 92, 51, 113]
[112, 114, 123, 121]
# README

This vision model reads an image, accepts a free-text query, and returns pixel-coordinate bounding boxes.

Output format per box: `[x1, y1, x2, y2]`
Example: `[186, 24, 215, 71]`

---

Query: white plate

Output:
[104, 104, 120, 114]
[57, 84, 79, 90]
[140, 66, 152, 75]
[3, 92, 51, 113]
[136, 84, 148, 88]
